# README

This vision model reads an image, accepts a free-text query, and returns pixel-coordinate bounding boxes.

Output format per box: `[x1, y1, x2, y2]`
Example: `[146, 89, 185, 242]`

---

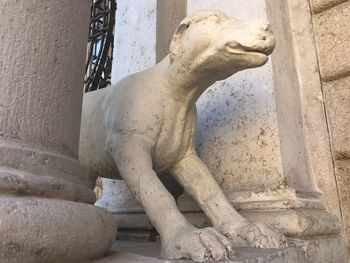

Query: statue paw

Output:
[220, 220, 288, 249]
[161, 226, 235, 262]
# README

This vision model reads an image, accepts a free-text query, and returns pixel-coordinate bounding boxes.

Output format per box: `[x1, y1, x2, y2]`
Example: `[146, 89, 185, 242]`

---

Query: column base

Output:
[0, 142, 96, 204]
[0, 196, 117, 263]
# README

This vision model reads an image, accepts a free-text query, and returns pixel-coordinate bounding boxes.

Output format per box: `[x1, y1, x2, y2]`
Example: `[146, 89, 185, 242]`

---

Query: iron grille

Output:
[85, 0, 116, 92]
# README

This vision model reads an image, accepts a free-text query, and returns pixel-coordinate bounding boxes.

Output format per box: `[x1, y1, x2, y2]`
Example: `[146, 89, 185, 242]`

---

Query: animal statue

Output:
[80, 10, 286, 262]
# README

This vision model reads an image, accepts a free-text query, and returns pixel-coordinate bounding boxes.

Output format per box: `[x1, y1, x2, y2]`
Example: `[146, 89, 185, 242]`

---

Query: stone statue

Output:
[84, 10, 287, 262]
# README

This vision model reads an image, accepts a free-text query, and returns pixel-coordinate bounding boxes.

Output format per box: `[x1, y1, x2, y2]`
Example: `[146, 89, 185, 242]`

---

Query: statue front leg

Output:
[109, 135, 233, 262]
[172, 152, 287, 248]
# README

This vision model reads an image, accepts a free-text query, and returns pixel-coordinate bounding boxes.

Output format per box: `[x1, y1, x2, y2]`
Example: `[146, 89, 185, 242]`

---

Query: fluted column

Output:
[0, 1, 116, 263]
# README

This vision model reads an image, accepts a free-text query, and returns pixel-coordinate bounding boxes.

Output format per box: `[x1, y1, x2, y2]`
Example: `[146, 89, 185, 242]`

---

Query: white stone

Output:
[87, 0, 284, 221]
[81, 10, 288, 262]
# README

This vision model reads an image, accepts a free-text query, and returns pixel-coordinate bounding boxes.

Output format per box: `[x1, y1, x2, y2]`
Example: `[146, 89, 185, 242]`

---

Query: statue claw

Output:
[219, 220, 288, 249]
[161, 226, 235, 262]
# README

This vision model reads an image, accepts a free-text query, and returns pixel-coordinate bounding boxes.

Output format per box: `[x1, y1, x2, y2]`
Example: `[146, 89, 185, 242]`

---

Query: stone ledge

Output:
[111, 208, 342, 239]
[89, 236, 347, 263]
[90, 240, 305, 263]
[182, 209, 342, 238]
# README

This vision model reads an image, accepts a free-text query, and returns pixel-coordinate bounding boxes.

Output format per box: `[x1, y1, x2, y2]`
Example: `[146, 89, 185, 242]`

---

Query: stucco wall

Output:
[111, 0, 157, 83]
[187, 0, 283, 191]
[310, 0, 350, 247]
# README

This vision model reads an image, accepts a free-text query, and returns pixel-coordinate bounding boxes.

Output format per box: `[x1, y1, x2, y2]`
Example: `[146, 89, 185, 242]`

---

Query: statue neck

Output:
[154, 55, 218, 105]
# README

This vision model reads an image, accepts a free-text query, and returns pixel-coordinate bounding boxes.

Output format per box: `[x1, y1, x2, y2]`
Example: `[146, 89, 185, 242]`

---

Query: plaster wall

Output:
[187, 0, 283, 191]
[111, 0, 157, 84]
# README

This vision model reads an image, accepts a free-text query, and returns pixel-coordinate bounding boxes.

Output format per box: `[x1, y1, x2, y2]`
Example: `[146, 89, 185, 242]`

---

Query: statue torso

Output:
[103, 69, 198, 172]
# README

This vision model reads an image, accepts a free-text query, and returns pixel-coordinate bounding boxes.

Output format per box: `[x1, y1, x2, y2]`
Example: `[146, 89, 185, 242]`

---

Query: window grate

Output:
[85, 0, 116, 92]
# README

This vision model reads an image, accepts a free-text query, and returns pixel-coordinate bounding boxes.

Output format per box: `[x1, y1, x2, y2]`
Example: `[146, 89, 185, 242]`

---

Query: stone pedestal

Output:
[0, 1, 116, 262]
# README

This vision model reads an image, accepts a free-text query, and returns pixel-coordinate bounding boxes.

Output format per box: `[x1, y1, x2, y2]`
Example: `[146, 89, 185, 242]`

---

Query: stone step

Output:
[89, 240, 306, 263]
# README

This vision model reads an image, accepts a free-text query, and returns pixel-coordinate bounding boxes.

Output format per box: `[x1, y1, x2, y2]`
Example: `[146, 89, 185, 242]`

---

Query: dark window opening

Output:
[85, 0, 117, 92]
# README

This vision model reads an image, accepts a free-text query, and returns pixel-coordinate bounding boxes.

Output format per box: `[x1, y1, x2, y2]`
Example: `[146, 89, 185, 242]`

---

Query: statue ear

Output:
[169, 21, 190, 63]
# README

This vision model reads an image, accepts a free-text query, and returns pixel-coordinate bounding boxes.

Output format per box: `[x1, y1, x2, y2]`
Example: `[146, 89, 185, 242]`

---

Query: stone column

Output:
[0, 1, 116, 263]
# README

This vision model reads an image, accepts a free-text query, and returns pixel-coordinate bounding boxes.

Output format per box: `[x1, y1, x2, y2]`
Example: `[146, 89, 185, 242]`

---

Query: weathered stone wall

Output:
[310, 0, 350, 247]
[111, 0, 157, 83]
[187, 0, 284, 192]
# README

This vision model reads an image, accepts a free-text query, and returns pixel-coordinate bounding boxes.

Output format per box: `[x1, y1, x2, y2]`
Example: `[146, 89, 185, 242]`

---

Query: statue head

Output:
[169, 10, 275, 81]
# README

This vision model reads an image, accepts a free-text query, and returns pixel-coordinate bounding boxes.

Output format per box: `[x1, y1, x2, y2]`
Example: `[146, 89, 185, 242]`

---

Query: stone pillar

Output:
[156, 0, 188, 62]
[0, 1, 116, 263]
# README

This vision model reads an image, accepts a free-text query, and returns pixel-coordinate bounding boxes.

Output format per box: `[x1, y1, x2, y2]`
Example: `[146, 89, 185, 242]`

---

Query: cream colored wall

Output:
[111, 0, 157, 84]
[187, 0, 284, 192]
